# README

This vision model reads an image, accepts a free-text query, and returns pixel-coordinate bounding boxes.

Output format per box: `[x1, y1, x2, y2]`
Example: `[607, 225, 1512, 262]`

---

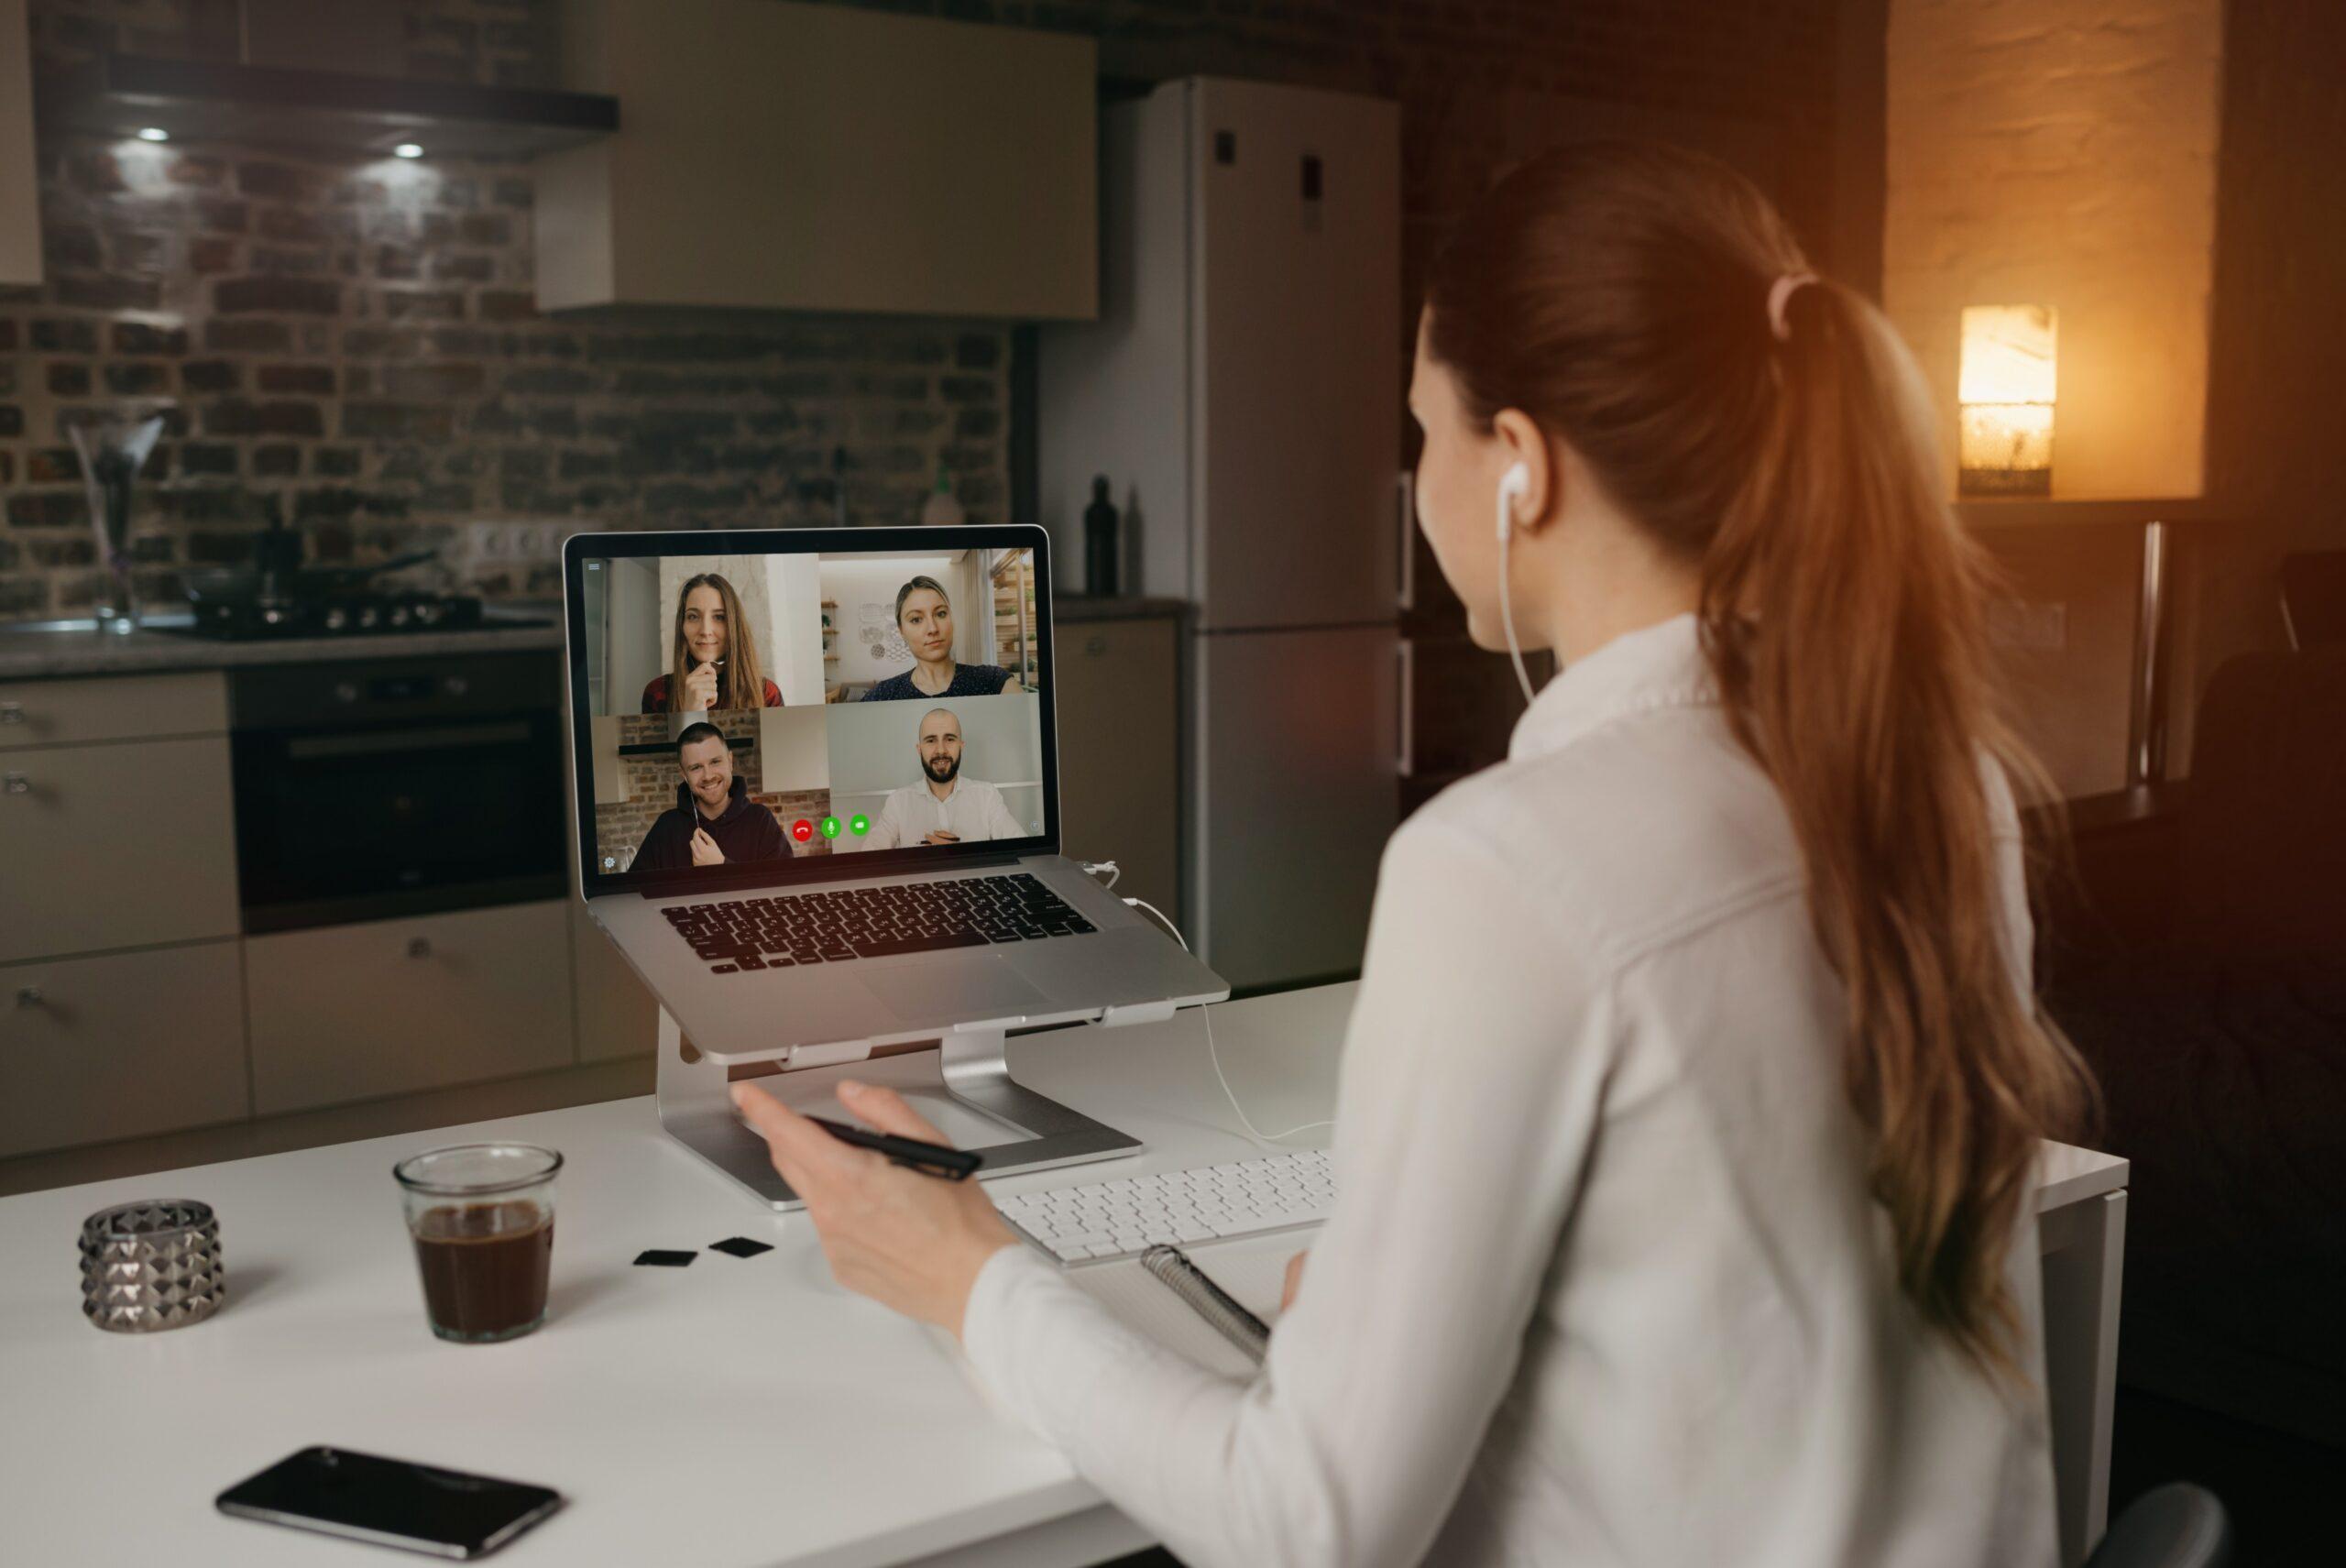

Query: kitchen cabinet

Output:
[534, 0, 1095, 319]
[0, 0, 39, 287]
[1054, 611, 1181, 931]
[0, 660, 658, 1163]
[0, 670, 229, 751]
[0, 674, 243, 964]
[0, 941, 248, 1158]
[0, 734, 240, 965]
[572, 899, 657, 1062]
[246, 902, 575, 1114]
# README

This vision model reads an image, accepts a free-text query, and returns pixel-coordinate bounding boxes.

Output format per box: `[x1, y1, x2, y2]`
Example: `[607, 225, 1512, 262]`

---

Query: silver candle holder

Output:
[80, 1199, 225, 1332]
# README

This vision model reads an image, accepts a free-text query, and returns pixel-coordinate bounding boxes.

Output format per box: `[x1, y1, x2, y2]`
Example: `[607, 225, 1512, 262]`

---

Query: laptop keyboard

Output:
[662, 872, 1094, 973]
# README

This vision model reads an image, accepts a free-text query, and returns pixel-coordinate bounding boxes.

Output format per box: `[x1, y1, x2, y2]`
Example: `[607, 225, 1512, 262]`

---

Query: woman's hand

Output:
[731, 1080, 1018, 1337]
[684, 662, 719, 710]
[1282, 1249, 1309, 1311]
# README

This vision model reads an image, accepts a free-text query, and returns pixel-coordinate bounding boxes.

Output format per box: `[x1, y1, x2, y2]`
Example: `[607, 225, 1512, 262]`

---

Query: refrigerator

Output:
[1039, 78, 1403, 992]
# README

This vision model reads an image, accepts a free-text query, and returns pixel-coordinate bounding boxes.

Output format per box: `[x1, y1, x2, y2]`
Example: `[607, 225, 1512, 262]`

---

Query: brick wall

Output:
[1883, 0, 2222, 503]
[0, 0, 1847, 621]
[594, 713, 834, 870]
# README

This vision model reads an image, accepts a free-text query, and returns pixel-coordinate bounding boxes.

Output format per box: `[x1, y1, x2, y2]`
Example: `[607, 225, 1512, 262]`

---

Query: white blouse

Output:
[961, 613, 2058, 1568]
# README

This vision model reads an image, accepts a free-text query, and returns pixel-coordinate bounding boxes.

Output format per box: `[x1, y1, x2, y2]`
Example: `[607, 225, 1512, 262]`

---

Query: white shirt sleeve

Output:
[959, 815, 1616, 1568]
[861, 790, 905, 850]
[978, 784, 1025, 841]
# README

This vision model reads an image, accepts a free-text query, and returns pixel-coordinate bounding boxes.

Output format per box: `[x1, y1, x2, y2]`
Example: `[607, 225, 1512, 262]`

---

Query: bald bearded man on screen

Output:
[860, 707, 1026, 849]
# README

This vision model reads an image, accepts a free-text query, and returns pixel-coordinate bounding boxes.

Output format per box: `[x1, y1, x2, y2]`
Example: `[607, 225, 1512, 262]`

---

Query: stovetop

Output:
[162, 592, 497, 641]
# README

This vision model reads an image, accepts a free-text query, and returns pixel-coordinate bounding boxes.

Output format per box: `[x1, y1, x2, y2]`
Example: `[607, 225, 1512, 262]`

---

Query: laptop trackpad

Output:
[861, 959, 1048, 1023]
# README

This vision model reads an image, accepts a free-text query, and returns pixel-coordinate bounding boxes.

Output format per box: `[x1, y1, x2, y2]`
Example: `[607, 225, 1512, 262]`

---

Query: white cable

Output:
[1079, 859, 1121, 892]
[1497, 482, 1538, 707]
[1123, 896, 1334, 1146]
[1122, 894, 1178, 941]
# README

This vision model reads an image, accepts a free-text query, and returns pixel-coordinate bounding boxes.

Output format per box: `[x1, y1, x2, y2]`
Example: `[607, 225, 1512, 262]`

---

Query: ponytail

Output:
[1708, 280, 2093, 1374]
[1427, 142, 2091, 1376]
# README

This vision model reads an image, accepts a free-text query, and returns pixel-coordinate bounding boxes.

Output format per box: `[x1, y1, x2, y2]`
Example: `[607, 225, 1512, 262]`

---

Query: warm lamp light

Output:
[1957, 304, 2056, 498]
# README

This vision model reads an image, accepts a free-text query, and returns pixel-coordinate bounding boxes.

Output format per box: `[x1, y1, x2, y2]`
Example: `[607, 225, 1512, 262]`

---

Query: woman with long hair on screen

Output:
[857, 575, 1025, 701]
[730, 143, 2093, 1566]
[640, 572, 782, 713]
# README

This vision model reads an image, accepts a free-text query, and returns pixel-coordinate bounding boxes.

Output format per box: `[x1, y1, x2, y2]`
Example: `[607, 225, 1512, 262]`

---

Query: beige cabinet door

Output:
[246, 902, 574, 1114]
[536, 0, 1095, 319]
[1055, 616, 1180, 927]
[572, 900, 658, 1062]
[0, 737, 240, 964]
[0, 0, 39, 288]
[0, 671, 228, 751]
[0, 940, 248, 1157]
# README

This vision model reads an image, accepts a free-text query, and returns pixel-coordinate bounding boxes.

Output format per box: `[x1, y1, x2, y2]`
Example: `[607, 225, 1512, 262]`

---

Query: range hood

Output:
[45, 50, 617, 158]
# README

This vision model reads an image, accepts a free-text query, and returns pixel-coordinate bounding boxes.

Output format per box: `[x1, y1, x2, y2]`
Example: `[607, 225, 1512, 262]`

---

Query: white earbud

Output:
[1495, 461, 1537, 706]
[1496, 461, 1529, 540]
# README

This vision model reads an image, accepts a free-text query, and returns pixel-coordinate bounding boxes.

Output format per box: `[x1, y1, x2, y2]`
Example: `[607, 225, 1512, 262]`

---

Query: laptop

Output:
[562, 524, 1227, 1193]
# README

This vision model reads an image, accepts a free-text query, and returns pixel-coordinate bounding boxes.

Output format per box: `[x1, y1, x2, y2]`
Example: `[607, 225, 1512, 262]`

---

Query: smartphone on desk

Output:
[216, 1446, 563, 1559]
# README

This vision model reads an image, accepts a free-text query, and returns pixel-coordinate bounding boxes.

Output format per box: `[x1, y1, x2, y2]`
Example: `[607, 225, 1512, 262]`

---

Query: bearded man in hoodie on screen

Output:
[630, 722, 789, 872]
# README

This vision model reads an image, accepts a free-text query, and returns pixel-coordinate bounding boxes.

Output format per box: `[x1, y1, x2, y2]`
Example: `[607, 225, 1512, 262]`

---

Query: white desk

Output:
[0, 983, 2127, 1568]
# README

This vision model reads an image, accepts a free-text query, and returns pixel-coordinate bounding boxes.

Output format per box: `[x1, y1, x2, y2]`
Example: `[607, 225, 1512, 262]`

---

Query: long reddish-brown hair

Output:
[1427, 142, 2092, 1375]
[666, 572, 765, 712]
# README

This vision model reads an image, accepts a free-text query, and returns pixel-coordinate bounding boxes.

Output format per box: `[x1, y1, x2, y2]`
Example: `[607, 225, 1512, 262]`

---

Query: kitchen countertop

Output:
[0, 608, 566, 683]
[0, 595, 1182, 683]
[1050, 595, 1187, 622]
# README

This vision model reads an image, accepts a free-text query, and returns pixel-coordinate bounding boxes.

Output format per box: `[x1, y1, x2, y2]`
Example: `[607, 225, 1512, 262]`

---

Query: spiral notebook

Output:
[1067, 1235, 1296, 1378]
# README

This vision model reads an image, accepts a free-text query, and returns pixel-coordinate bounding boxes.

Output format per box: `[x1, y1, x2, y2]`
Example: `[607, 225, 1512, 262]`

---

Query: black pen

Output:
[806, 1115, 982, 1181]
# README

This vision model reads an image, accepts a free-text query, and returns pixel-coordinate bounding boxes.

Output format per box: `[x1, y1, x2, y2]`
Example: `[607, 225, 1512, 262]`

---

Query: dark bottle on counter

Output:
[1083, 475, 1120, 598]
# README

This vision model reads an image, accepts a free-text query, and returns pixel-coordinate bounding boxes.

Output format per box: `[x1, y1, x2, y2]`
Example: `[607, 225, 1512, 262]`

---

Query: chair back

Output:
[2172, 646, 2346, 961]
[2081, 1483, 2231, 1568]
[2281, 550, 2346, 649]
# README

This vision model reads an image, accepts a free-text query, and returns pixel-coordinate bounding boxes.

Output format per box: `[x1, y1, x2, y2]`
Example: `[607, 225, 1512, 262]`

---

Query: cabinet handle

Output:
[14, 986, 42, 1009]
[408, 937, 433, 959]
[3, 773, 28, 795]
[0, 700, 24, 725]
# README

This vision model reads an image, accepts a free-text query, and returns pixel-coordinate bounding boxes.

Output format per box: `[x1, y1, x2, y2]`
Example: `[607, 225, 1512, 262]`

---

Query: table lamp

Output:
[1957, 304, 2057, 498]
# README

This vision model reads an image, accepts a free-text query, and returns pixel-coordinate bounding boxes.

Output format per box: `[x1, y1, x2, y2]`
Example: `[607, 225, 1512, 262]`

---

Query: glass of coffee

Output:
[392, 1144, 562, 1344]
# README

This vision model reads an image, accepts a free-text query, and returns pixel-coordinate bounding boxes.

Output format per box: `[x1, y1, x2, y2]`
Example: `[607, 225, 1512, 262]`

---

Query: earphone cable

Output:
[1122, 896, 1334, 1146]
[1497, 487, 1538, 707]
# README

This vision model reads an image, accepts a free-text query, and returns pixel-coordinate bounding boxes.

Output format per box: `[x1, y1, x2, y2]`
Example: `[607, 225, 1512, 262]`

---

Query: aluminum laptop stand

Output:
[655, 1006, 1157, 1209]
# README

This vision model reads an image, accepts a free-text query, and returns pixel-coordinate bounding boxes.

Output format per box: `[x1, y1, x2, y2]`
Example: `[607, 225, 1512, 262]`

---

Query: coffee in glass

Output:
[393, 1145, 562, 1343]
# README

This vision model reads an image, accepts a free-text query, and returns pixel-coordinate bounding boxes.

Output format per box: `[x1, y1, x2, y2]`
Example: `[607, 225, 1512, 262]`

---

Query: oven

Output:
[230, 652, 569, 933]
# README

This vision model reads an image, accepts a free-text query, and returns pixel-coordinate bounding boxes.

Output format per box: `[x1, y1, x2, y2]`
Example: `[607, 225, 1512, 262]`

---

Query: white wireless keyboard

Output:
[995, 1149, 1337, 1266]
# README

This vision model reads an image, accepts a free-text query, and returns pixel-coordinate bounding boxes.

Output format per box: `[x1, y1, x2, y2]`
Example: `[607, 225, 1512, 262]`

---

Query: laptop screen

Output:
[563, 526, 1056, 895]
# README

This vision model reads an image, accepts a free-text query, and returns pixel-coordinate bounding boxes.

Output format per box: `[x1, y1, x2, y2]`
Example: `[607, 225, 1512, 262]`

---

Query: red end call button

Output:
[790, 818, 814, 842]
